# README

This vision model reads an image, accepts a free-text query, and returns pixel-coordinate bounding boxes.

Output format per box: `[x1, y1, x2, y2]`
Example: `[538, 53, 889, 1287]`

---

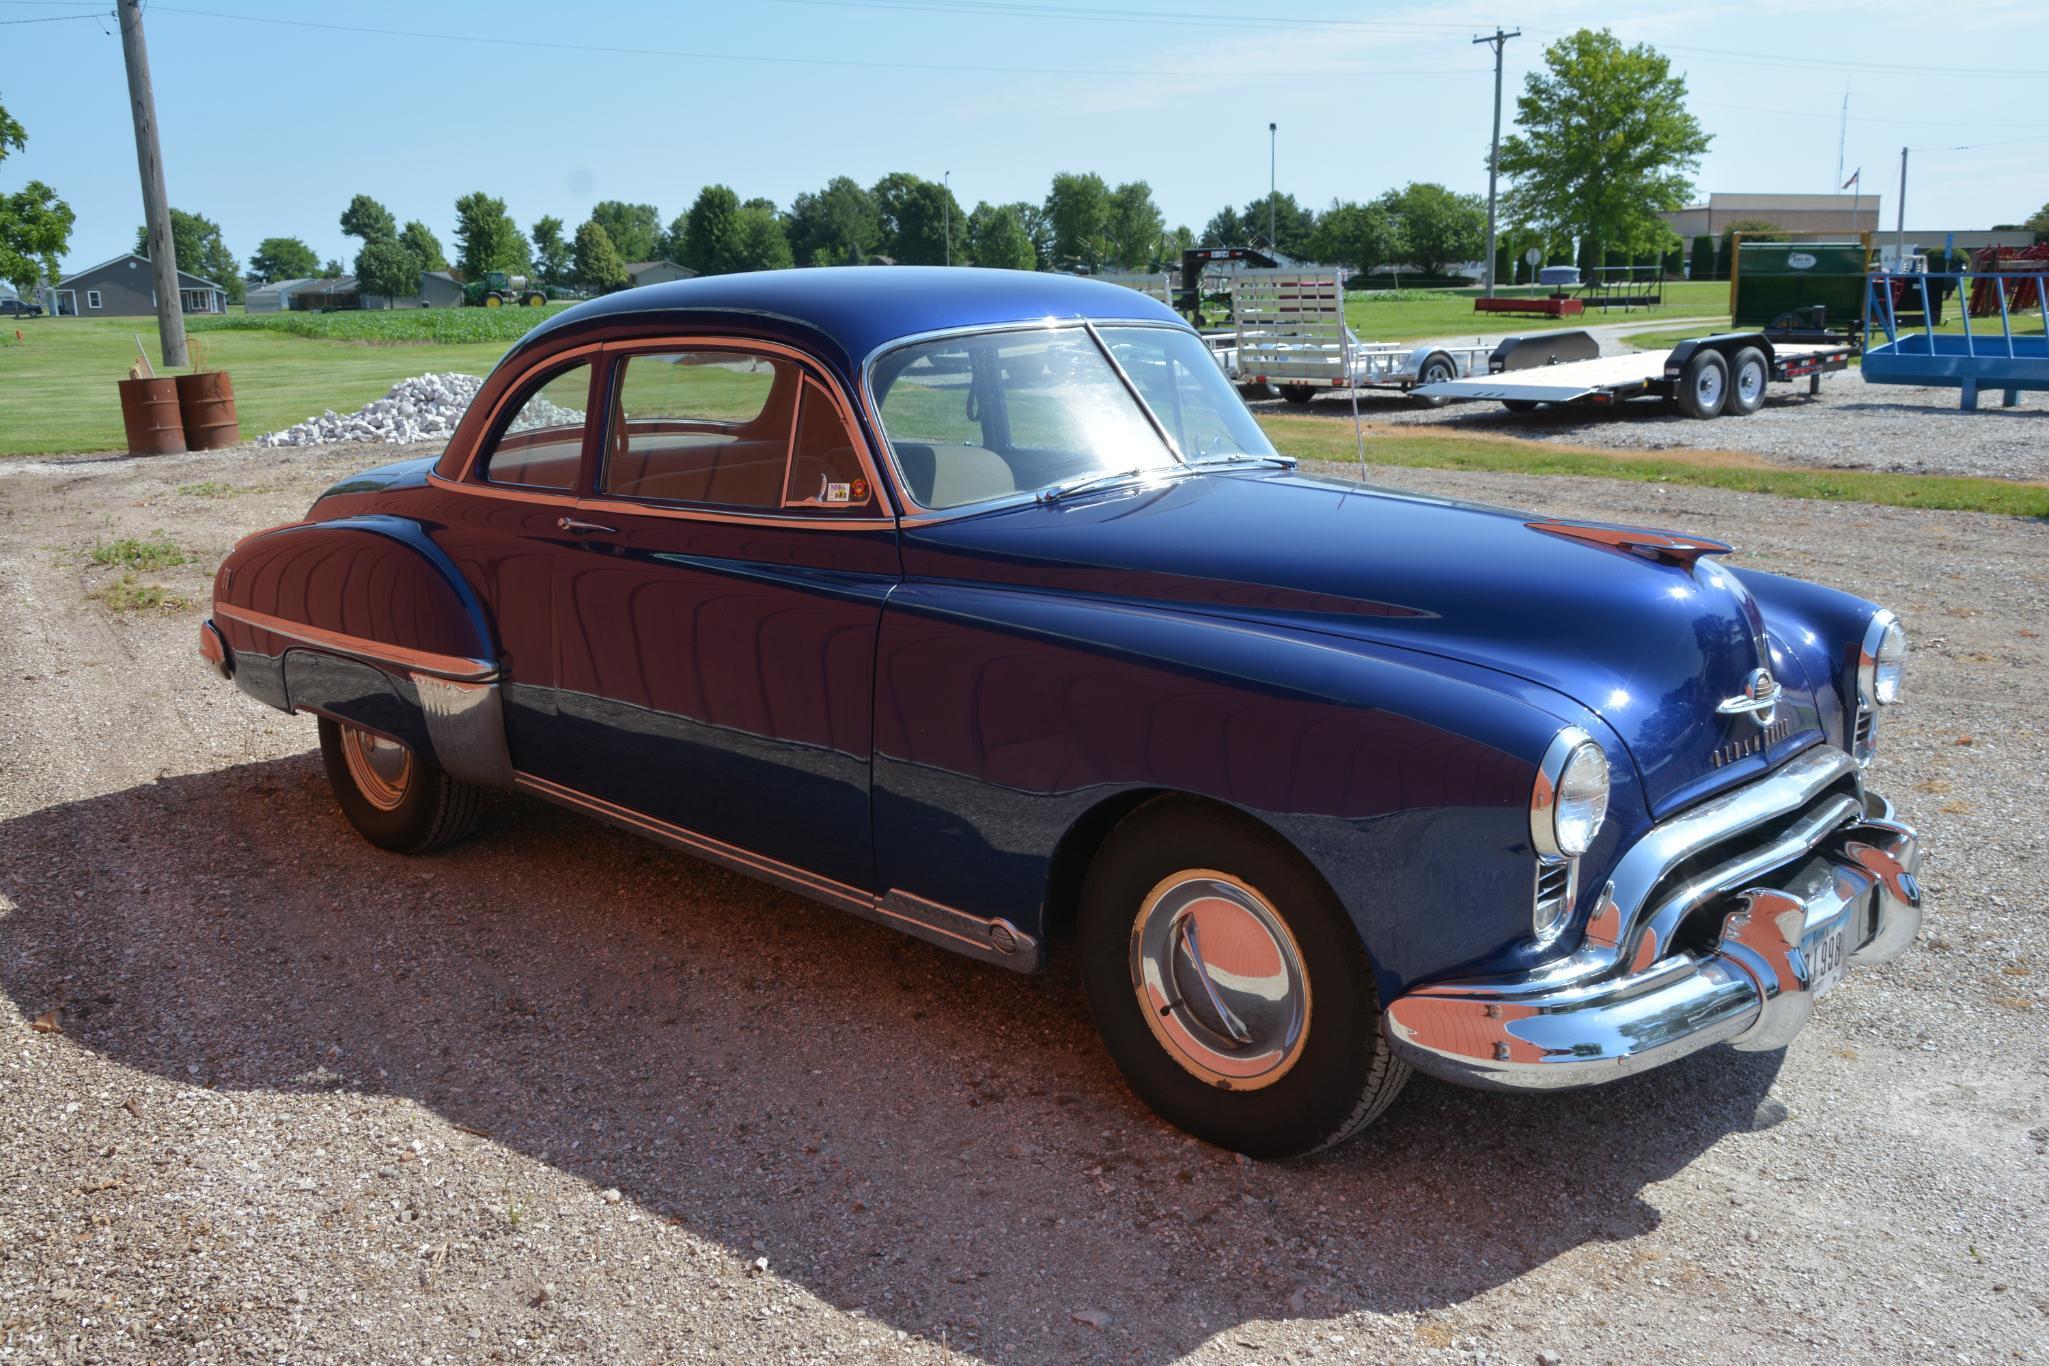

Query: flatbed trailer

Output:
[1413, 329, 1852, 418]
[1230, 269, 1491, 406]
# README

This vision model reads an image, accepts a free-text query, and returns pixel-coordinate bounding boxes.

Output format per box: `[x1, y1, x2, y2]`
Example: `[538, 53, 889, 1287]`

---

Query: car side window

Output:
[479, 363, 591, 489]
[603, 350, 873, 513]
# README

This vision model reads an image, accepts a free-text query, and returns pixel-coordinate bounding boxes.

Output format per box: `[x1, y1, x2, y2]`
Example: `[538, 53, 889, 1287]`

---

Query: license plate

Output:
[1805, 918, 1850, 998]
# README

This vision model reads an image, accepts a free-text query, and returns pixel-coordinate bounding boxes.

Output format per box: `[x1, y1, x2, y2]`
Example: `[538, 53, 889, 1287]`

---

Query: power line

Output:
[145, 4, 1490, 79]
[0, 11, 103, 22]
[754, 0, 1481, 34]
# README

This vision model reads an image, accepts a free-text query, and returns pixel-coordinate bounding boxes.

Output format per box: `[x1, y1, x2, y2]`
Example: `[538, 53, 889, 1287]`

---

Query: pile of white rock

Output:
[258, 373, 489, 447]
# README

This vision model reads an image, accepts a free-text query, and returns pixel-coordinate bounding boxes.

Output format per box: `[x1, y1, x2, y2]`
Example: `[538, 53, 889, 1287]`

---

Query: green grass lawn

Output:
[1335, 279, 1729, 343]
[0, 314, 534, 456]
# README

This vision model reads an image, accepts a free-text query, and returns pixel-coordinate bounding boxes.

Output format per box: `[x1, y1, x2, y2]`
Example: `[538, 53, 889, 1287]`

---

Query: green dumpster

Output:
[1732, 241, 1867, 331]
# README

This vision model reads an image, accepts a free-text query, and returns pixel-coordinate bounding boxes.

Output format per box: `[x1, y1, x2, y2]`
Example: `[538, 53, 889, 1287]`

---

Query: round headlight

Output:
[1871, 615, 1907, 705]
[1532, 729, 1611, 861]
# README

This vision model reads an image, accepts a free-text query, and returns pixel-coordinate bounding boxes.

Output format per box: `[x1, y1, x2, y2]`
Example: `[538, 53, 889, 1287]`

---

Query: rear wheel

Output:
[1278, 384, 1319, 406]
[483, 293, 504, 308]
[1725, 346, 1768, 416]
[1676, 348, 1730, 419]
[523, 292, 547, 307]
[1409, 353, 1457, 408]
[317, 717, 481, 854]
[1078, 798, 1409, 1158]
[1235, 381, 1276, 403]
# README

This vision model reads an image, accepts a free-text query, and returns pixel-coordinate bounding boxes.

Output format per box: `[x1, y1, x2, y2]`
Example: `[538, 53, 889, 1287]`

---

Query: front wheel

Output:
[483, 293, 504, 308]
[1078, 799, 1410, 1158]
[1676, 348, 1730, 419]
[317, 717, 481, 854]
[1278, 384, 1319, 406]
[1409, 353, 1457, 408]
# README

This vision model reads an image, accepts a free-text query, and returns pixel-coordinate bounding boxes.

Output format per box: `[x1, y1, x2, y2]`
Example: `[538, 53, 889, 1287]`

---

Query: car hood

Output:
[900, 470, 1824, 817]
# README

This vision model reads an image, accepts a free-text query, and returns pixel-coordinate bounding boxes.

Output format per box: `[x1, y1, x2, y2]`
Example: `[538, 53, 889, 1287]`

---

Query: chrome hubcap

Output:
[1130, 871, 1311, 1090]
[340, 725, 412, 811]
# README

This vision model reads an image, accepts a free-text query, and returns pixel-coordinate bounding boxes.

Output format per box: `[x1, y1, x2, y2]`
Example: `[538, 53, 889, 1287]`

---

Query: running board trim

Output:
[512, 772, 1043, 972]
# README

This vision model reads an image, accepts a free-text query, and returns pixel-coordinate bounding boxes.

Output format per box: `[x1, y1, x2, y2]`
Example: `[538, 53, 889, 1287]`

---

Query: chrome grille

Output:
[1534, 858, 1574, 940]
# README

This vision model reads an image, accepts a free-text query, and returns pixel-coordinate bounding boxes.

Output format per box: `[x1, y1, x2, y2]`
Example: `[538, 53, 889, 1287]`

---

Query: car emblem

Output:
[1716, 667, 1782, 729]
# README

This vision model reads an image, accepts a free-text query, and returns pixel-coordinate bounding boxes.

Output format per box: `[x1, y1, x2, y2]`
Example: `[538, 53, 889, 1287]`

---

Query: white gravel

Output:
[1, 441, 2045, 1362]
[1269, 357, 2049, 482]
[255, 373, 586, 449]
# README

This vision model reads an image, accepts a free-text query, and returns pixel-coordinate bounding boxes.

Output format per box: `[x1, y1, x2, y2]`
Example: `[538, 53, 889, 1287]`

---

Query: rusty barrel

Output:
[116, 377, 187, 456]
[175, 370, 240, 450]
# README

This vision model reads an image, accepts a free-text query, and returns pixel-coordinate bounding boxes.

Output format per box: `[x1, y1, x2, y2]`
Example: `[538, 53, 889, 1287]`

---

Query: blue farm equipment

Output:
[1863, 269, 2049, 410]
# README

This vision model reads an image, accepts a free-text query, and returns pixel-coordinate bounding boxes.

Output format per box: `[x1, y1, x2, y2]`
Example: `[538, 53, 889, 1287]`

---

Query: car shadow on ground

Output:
[0, 755, 1788, 1361]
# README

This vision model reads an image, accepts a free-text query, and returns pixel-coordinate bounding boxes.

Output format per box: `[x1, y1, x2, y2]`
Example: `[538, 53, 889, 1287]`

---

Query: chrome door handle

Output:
[556, 516, 616, 536]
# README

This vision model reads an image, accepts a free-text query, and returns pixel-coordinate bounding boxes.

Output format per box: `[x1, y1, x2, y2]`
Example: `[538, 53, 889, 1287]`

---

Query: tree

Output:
[786, 176, 881, 266]
[1104, 180, 1165, 270]
[869, 172, 925, 260]
[1240, 192, 1316, 257]
[886, 178, 964, 266]
[399, 220, 446, 272]
[572, 219, 628, 292]
[1382, 182, 1485, 277]
[248, 236, 318, 283]
[1200, 204, 1247, 246]
[966, 202, 1036, 271]
[321, 257, 343, 277]
[1044, 171, 1110, 270]
[2023, 201, 2049, 243]
[1497, 29, 1710, 266]
[679, 184, 741, 275]
[354, 239, 419, 308]
[1307, 200, 1402, 278]
[531, 216, 570, 285]
[0, 102, 22, 161]
[1689, 233, 1715, 281]
[0, 100, 74, 300]
[1716, 217, 1781, 279]
[452, 192, 529, 276]
[134, 207, 242, 302]
[1011, 201, 1053, 269]
[729, 204, 794, 272]
[588, 201, 660, 263]
[339, 193, 397, 245]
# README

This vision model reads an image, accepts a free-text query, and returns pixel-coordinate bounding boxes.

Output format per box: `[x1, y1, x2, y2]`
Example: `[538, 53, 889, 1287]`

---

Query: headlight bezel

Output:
[1531, 727, 1612, 863]
[1858, 609, 1907, 708]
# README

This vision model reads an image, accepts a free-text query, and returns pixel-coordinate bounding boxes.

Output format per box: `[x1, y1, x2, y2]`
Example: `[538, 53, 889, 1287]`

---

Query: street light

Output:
[1267, 123, 1277, 251]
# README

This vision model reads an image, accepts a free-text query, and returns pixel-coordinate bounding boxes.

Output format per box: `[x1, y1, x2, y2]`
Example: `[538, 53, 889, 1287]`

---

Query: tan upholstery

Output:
[895, 443, 1018, 509]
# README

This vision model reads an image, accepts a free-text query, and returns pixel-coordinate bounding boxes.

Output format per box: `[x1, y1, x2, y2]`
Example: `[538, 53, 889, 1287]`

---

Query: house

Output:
[420, 270, 466, 308]
[245, 277, 319, 313]
[625, 260, 694, 287]
[47, 252, 226, 317]
[286, 277, 362, 311]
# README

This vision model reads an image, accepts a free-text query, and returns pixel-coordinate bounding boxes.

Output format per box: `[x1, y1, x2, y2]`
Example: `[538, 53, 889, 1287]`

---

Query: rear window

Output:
[479, 363, 591, 489]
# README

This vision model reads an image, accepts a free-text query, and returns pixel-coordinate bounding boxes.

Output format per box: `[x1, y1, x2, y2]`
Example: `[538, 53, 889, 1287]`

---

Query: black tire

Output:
[317, 716, 481, 854]
[1078, 798, 1410, 1158]
[1409, 353, 1457, 408]
[1501, 398, 1541, 413]
[1725, 346, 1768, 417]
[1278, 384, 1319, 406]
[1236, 381, 1277, 403]
[1676, 347, 1730, 419]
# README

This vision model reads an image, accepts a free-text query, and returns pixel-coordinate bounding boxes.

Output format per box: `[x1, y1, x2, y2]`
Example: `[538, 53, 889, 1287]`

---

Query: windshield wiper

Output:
[1036, 466, 1166, 504]
[1187, 452, 1296, 470]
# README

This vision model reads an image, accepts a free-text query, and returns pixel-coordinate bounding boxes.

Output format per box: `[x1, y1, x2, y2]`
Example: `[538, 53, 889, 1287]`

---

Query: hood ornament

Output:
[1717, 667, 1782, 729]
[1525, 519, 1734, 568]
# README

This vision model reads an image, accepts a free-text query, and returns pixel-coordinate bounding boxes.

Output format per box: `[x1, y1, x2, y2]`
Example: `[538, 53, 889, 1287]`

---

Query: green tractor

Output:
[462, 271, 553, 308]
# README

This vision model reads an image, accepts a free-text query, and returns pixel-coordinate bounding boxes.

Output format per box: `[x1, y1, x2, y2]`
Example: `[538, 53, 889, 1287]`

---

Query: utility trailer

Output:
[1413, 329, 1852, 418]
[1230, 270, 1492, 407]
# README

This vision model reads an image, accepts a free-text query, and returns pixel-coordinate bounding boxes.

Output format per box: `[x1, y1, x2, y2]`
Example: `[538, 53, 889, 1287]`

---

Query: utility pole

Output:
[1894, 145, 1908, 268]
[942, 169, 951, 267]
[1474, 27, 1520, 297]
[118, 0, 186, 368]
[1267, 122, 1277, 252]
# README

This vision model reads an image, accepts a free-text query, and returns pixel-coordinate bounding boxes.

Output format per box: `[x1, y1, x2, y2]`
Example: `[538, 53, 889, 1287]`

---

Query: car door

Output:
[537, 338, 899, 893]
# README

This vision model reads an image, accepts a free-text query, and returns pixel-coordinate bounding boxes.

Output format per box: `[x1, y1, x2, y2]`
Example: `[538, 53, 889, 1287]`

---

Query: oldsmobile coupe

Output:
[203, 268, 1921, 1157]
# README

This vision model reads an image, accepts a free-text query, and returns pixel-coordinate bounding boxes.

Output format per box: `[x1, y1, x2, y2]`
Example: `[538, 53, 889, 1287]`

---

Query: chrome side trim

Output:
[215, 603, 496, 683]
[512, 772, 1042, 972]
[412, 674, 515, 789]
[1852, 608, 1899, 765]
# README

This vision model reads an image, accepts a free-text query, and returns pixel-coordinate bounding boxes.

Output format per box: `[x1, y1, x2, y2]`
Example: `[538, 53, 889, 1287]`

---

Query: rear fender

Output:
[211, 515, 514, 787]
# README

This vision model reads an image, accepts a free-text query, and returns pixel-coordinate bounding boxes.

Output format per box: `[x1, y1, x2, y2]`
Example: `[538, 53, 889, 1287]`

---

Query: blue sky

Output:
[6, 0, 2047, 276]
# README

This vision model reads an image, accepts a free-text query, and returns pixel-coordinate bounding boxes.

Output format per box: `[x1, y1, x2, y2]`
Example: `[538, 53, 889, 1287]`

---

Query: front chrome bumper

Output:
[1384, 758, 1921, 1093]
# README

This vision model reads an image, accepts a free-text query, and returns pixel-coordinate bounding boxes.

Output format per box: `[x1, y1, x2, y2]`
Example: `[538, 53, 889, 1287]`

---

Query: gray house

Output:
[245, 276, 320, 313]
[49, 252, 226, 317]
[420, 270, 466, 308]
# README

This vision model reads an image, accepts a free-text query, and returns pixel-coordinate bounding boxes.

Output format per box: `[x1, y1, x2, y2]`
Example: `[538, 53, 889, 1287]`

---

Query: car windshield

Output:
[873, 324, 1270, 511]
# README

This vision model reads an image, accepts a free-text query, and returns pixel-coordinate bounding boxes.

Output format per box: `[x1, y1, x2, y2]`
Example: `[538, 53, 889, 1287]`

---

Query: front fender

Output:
[210, 515, 513, 787]
[1727, 566, 1882, 753]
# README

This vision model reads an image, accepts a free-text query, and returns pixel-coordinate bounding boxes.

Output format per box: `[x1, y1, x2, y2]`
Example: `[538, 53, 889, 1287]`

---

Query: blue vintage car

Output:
[203, 268, 1921, 1157]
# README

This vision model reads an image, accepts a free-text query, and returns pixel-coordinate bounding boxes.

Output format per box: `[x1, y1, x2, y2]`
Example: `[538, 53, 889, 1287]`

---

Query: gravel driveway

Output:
[2, 442, 2045, 1362]
[1264, 363, 2049, 483]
